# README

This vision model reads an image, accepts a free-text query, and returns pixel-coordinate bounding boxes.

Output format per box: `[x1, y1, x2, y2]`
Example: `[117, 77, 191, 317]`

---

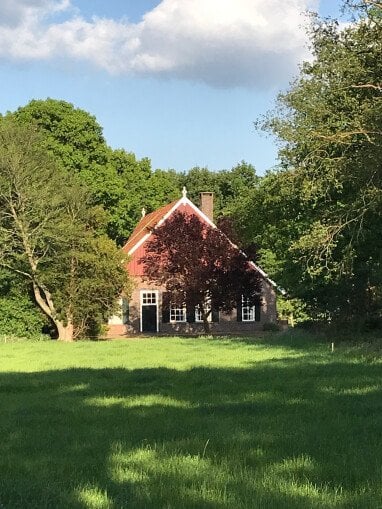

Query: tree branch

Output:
[352, 83, 382, 92]
[0, 263, 33, 280]
[314, 129, 381, 144]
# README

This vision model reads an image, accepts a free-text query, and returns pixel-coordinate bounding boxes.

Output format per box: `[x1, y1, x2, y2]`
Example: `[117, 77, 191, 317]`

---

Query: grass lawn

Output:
[0, 334, 382, 508]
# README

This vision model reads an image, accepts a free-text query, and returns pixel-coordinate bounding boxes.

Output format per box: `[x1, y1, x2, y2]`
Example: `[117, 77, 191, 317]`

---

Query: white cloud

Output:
[0, 0, 70, 26]
[0, 0, 318, 88]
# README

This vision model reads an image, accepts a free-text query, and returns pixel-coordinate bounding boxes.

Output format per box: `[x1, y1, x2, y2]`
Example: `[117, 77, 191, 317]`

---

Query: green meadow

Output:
[0, 334, 381, 508]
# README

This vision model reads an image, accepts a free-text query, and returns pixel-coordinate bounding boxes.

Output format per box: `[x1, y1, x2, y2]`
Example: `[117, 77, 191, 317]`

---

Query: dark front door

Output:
[142, 305, 157, 332]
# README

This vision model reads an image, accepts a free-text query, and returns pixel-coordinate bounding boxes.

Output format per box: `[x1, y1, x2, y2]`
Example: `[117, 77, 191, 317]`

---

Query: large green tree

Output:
[14, 98, 108, 177]
[0, 118, 129, 340]
[13, 99, 182, 244]
[240, 0, 382, 322]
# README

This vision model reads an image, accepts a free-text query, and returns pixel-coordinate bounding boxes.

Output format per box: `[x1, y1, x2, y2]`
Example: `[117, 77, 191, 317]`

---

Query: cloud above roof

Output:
[0, 0, 318, 88]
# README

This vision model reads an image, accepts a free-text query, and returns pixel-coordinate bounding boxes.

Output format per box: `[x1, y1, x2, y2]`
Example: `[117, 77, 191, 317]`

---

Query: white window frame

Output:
[170, 304, 187, 323]
[242, 296, 256, 322]
[141, 291, 157, 305]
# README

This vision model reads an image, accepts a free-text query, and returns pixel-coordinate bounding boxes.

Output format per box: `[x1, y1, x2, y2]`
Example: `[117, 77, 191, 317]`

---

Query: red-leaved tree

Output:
[140, 211, 262, 333]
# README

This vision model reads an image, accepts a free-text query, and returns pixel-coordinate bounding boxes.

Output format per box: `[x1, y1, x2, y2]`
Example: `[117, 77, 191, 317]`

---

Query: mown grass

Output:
[0, 333, 382, 508]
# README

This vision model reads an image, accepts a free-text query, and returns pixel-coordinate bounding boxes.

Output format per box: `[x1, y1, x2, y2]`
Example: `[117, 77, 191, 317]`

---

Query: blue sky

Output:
[1, 0, 345, 174]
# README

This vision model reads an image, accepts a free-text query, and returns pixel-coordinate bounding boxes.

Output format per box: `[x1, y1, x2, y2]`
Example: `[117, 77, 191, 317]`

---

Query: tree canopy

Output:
[179, 161, 258, 218]
[140, 211, 262, 332]
[11, 99, 183, 244]
[0, 118, 129, 340]
[233, 0, 382, 323]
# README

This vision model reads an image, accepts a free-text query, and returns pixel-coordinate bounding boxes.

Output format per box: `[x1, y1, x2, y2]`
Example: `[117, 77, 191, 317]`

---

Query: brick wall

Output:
[106, 276, 278, 338]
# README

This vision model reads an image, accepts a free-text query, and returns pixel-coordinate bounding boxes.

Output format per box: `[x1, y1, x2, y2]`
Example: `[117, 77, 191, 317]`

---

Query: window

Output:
[142, 292, 157, 305]
[242, 296, 260, 322]
[170, 304, 186, 322]
[195, 301, 212, 322]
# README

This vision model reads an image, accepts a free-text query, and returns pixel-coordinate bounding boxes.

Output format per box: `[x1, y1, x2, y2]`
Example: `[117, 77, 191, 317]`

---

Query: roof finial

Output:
[141, 207, 146, 218]
[182, 186, 187, 198]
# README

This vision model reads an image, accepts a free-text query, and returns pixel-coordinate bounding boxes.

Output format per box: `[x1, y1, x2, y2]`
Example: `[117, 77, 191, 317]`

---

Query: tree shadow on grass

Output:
[0, 359, 382, 508]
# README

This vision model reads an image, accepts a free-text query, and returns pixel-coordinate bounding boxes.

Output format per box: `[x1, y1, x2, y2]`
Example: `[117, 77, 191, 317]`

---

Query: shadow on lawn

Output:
[0, 359, 382, 508]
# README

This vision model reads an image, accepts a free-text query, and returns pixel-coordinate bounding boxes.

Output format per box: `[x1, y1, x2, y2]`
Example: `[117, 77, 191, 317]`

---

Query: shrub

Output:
[0, 295, 47, 338]
[262, 322, 280, 332]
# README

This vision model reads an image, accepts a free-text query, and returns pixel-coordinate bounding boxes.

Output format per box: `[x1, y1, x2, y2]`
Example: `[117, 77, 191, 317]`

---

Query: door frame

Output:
[140, 289, 159, 332]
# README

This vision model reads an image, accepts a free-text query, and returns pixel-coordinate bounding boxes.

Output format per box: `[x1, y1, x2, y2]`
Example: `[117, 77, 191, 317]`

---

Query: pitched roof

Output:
[122, 193, 278, 289]
[122, 199, 179, 254]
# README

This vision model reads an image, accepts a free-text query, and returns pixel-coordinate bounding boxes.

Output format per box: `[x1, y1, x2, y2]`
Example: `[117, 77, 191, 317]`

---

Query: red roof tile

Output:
[122, 199, 179, 254]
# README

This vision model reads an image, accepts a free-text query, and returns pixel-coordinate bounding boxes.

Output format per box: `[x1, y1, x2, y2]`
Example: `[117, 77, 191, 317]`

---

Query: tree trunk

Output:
[32, 281, 74, 341]
[202, 313, 211, 334]
[56, 320, 74, 342]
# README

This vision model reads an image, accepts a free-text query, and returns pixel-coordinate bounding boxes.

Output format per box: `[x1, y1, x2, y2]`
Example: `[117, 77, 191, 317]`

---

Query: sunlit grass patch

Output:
[86, 394, 194, 409]
[321, 384, 381, 396]
[108, 444, 238, 506]
[76, 486, 113, 509]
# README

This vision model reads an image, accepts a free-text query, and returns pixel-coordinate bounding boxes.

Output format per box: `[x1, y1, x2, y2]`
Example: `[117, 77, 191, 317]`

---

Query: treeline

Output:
[11, 98, 259, 245]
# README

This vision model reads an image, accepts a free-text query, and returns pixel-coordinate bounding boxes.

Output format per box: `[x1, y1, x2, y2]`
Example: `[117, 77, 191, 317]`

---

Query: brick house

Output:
[107, 189, 277, 337]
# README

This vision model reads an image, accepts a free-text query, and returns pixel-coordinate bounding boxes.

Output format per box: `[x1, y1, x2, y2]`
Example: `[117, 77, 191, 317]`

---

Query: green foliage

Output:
[262, 322, 280, 332]
[180, 161, 259, 218]
[12, 99, 182, 244]
[231, 170, 311, 321]
[0, 296, 45, 338]
[14, 98, 108, 175]
[276, 295, 309, 325]
[105, 151, 180, 243]
[146, 169, 181, 210]
[0, 270, 47, 338]
[236, 3, 382, 323]
[67, 234, 132, 338]
[0, 118, 129, 340]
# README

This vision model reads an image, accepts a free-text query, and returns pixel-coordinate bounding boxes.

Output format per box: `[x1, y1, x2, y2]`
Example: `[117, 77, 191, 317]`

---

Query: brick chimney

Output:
[200, 192, 214, 221]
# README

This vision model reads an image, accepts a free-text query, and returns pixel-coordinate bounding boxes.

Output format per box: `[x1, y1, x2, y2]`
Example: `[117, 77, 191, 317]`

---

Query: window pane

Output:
[142, 292, 156, 304]
[195, 301, 212, 322]
[170, 305, 186, 322]
[242, 295, 255, 322]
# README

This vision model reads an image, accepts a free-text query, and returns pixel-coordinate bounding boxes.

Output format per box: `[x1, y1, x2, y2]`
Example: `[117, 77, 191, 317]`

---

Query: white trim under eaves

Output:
[249, 261, 278, 289]
[127, 198, 183, 256]
[184, 197, 278, 289]
[181, 196, 216, 228]
[184, 196, 279, 290]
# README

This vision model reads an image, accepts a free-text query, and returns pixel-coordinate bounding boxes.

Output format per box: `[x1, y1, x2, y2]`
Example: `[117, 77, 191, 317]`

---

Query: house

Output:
[107, 188, 278, 337]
